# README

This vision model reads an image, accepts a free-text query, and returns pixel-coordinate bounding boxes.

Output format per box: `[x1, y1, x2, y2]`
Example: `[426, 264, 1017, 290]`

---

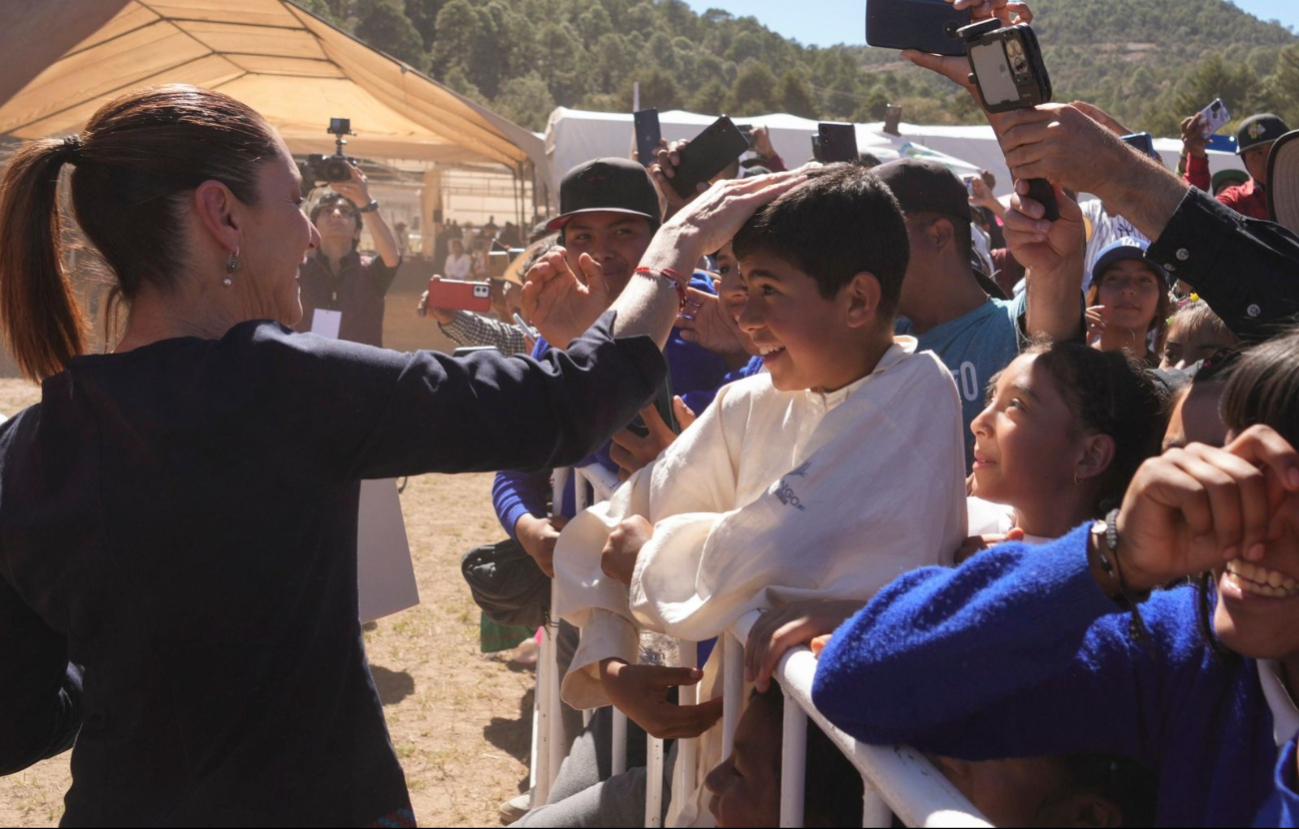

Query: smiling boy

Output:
[548, 163, 969, 827]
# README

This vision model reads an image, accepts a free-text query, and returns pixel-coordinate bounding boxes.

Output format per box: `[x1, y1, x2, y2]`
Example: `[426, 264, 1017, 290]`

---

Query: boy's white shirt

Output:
[552, 338, 969, 827]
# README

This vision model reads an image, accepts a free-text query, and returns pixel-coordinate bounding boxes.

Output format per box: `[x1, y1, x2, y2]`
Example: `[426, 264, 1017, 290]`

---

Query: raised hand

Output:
[611, 406, 678, 481]
[649, 139, 701, 217]
[520, 247, 610, 349]
[744, 600, 864, 692]
[599, 659, 724, 740]
[677, 287, 749, 359]
[1003, 181, 1084, 273]
[1181, 113, 1210, 159]
[1108, 426, 1299, 594]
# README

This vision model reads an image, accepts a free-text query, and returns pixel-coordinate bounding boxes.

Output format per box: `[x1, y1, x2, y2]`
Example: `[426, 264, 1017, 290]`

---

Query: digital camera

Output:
[301, 117, 358, 186]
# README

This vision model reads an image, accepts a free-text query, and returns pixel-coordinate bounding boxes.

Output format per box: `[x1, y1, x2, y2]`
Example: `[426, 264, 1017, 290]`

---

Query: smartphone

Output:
[670, 115, 752, 198]
[963, 21, 1052, 113]
[1200, 98, 1232, 138]
[964, 175, 977, 196]
[811, 135, 824, 163]
[866, 0, 971, 57]
[428, 278, 492, 314]
[818, 123, 859, 163]
[1121, 132, 1160, 162]
[634, 108, 662, 168]
[737, 124, 756, 149]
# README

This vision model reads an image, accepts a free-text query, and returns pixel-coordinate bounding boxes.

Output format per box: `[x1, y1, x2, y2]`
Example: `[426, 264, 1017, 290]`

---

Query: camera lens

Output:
[323, 158, 352, 182]
[1012, 55, 1029, 74]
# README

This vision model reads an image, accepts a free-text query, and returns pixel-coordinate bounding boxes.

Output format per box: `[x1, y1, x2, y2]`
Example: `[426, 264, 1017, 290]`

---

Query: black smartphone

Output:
[1121, 132, 1160, 162]
[634, 108, 662, 168]
[866, 0, 971, 57]
[670, 115, 751, 198]
[811, 135, 824, 163]
[818, 123, 859, 163]
[962, 21, 1052, 114]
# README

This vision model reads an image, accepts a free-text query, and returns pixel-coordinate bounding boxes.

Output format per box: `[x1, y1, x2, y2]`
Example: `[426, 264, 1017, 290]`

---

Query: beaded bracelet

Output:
[634, 266, 689, 310]
[1104, 508, 1155, 649]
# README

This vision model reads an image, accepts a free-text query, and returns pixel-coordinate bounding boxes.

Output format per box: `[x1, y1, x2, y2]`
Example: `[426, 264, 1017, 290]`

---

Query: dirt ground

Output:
[0, 287, 540, 827]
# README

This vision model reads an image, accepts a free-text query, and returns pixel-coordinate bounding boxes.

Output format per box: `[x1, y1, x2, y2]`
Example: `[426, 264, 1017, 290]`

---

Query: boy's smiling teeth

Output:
[758, 344, 785, 356]
[1225, 561, 1299, 599]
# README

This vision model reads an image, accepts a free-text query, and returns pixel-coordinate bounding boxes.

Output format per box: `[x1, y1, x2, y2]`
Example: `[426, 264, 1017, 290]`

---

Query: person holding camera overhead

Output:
[294, 162, 402, 348]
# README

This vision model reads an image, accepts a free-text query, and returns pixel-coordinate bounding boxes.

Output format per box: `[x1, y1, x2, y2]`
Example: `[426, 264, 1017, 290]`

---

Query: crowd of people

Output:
[2, 0, 1299, 827]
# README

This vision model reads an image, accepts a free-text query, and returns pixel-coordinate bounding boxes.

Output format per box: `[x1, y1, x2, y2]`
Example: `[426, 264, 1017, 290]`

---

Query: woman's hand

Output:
[600, 516, 654, 586]
[599, 659, 724, 740]
[520, 247, 610, 349]
[744, 600, 864, 692]
[1107, 426, 1299, 594]
[610, 406, 678, 481]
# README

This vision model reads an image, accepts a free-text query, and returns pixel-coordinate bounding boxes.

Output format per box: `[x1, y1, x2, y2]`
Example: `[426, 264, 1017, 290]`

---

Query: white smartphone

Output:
[1200, 98, 1232, 138]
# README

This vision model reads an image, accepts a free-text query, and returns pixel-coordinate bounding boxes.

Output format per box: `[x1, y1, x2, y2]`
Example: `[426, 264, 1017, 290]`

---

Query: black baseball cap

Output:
[546, 157, 662, 232]
[1237, 114, 1290, 155]
[873, 158, 972, 223]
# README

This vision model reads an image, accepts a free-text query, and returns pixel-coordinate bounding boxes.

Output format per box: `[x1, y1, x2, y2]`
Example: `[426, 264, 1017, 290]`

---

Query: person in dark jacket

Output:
[0, 83, 807, 827]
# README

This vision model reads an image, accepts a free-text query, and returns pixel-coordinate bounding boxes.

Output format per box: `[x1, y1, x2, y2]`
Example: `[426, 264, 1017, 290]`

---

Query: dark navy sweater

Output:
[0, 312, 664, 826]
[813, 524, 1296, 827]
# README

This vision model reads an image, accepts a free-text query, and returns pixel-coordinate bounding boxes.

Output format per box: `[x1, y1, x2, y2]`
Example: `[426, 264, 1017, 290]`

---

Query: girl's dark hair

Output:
[1198, 327, 1299, 652]
[1028, 341, 1166, 517]
[0, 84, 280, 380]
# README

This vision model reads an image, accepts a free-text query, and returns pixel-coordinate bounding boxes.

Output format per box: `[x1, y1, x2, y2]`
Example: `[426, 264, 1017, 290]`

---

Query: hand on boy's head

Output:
[661, 170, 810, 263]
[520, 247, 610, 349]
[610, 407, 678, 481]
[600, 515, 654, 586]
[744, 600, 863, 692]
[1113, 425, 1299, 593]
[599, 659, 724, 740]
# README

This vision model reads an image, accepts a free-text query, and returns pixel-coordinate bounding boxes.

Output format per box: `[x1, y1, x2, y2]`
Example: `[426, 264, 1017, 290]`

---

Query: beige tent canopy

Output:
[0, 0, 548, 177]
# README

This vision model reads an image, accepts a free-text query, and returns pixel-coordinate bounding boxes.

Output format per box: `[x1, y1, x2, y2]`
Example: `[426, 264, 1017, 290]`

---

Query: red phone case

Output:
[428, 278, 492, 313]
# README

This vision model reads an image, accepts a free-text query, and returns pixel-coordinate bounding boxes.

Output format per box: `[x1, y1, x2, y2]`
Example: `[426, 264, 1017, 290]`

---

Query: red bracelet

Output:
[635, 266, 689, 309]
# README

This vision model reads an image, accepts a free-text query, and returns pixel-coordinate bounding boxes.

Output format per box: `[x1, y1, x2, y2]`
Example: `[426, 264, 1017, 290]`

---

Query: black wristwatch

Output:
[358, 199, 380, 213]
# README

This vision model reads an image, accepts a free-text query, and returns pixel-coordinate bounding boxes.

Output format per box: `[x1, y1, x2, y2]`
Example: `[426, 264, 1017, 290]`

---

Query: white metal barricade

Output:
[532, 466, 993, 828]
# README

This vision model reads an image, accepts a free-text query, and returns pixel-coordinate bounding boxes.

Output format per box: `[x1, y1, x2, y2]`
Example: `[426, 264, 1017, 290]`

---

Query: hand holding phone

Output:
[665, 116, 751, 199]
[1199, 98, 1231, 139]
[428, 277, 493, 314]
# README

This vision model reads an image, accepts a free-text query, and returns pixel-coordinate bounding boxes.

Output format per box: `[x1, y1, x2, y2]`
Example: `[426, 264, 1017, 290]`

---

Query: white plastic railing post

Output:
[533, 623, 552, 806]
[863, 783, 892, 828]
[645, 733, 666, 827]
[675, 640, 699, 815]
[780, 694, 809, 828]
[721, 634, 744, 760]
[611, 709, 629, 775]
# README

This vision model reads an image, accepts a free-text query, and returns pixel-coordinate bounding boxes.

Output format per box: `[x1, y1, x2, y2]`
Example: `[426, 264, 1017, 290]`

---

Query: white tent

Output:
[546, 108, 1246, 198]
[1, 0, 547, 174]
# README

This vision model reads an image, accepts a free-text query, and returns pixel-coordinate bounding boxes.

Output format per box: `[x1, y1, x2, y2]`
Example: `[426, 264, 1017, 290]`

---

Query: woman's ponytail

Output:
[0, 136, 88, 381]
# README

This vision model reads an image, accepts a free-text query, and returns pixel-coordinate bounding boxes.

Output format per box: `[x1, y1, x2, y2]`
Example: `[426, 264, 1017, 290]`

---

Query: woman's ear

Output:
[843, 272, 882, 329]
[1077, 433, 1117, 483]
[193, 180, 242, 254]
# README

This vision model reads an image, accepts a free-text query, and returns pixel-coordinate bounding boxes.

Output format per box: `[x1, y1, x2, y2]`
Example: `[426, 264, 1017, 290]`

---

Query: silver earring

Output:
[224, 248, 241, 287]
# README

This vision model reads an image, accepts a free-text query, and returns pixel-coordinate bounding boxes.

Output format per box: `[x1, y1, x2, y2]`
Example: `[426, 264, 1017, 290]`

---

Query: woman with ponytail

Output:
[0, 84, 801, 826]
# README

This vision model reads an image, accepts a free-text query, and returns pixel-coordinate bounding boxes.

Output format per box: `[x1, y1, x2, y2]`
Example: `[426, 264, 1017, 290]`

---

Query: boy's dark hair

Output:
[753, 684, 865, 828]
[1026, 340, 1166, 516]
[732, 162, 910, 321]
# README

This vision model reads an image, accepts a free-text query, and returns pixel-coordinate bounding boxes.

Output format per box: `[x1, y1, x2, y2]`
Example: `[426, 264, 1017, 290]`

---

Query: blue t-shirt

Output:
[895, 293, 1026, 468]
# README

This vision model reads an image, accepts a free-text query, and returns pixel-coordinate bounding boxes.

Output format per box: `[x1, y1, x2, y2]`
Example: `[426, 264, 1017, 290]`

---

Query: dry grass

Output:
[0, 289, 540, 826]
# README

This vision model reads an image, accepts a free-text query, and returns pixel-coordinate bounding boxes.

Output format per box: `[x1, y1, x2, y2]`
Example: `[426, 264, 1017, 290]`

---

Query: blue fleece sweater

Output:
[813, 523, 1292, 828]
[1255, 738, 1299, 826]
[493, 273, 729, 537]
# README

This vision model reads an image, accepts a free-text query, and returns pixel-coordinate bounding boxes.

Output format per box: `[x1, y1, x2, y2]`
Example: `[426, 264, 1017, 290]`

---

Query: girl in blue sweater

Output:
[812, 330, 1299, 827]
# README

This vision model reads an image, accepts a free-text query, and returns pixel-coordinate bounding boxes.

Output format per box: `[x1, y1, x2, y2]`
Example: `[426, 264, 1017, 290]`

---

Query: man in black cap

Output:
[1181, 111, 1289, 220]
[874, 158, 1084, 466]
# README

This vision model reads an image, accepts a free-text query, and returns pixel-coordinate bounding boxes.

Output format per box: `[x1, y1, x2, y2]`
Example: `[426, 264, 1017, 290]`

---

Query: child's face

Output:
[1213, 441, 1299, 660]
[970, 354, 1088, 509]
[736, 252, 876, 393]
[1096, 260, 1162, 332]
[1160, 318, 1236, 371]
[1162, 384, 1228, 452]
[716, 243, 760, 357]
[704, 694, 783, 828]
